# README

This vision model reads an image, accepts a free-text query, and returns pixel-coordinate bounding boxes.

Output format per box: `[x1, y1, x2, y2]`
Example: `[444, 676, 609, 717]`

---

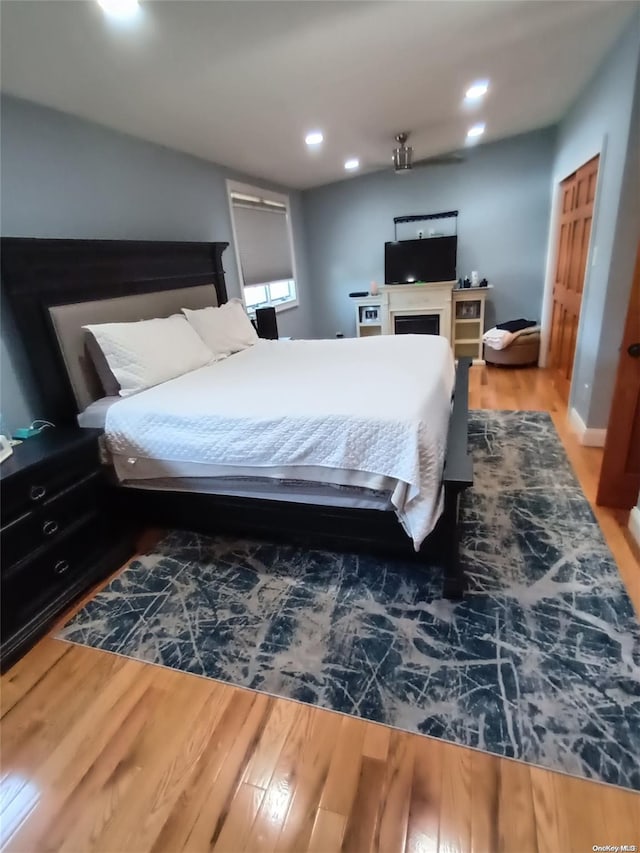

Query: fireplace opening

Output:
[394, 314, 440, 335]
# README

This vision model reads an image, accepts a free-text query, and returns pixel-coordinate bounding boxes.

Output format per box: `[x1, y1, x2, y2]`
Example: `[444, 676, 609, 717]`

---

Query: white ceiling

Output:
[0, 0, 634, 189]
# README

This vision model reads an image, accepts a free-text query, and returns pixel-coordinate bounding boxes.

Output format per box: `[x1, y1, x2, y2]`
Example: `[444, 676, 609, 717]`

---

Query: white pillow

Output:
[182, 299, 259, 359]
[83, 315, 214, 397]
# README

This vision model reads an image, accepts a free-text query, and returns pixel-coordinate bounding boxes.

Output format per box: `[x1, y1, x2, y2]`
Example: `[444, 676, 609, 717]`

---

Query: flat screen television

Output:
[384, 236, 457, 284]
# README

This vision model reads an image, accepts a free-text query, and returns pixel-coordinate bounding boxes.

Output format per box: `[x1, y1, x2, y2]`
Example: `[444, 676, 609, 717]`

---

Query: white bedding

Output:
[483, 324, 541, 351]
[104, 336, 455, 548]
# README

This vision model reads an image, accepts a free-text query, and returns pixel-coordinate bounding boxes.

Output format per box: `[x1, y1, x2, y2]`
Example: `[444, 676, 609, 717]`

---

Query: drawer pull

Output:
[30, 485, 46, 502]
[54, 559, 70, 575]
[42, 520, 59, 536]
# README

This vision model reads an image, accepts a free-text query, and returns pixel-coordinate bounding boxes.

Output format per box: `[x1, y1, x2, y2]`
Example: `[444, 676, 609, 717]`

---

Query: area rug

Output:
[59, 411, 640, 791]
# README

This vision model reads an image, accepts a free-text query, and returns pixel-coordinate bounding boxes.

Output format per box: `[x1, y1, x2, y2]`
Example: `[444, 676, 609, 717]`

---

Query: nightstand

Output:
[0, 428, 134, 670]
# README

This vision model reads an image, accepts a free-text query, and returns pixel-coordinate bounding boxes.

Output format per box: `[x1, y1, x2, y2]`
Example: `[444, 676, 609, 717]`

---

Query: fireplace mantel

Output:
[352, 281, 490, 363]
[380, 281, 455, 342]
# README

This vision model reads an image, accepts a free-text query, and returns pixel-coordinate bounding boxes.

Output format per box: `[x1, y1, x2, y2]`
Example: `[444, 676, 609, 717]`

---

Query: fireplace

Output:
[394, 313, 440, 335]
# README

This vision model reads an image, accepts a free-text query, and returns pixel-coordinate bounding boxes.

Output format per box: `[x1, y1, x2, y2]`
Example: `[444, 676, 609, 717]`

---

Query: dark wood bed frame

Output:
[1, 237, 473, 598]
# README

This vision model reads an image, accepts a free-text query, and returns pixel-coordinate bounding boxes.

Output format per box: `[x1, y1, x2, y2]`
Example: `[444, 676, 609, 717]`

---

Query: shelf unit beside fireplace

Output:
[452, 287, 491, 363]
[354, 296, 385, 337]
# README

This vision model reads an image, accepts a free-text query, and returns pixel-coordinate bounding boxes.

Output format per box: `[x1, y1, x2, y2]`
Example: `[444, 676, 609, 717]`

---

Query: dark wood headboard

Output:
[1, 237, 229, 425]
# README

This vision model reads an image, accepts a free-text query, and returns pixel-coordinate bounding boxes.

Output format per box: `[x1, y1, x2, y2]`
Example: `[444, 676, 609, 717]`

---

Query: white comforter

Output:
[105, 335, 455, 548]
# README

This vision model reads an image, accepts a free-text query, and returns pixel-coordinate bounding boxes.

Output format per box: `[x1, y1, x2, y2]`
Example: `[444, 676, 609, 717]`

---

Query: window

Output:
[227, 181, 298, 313]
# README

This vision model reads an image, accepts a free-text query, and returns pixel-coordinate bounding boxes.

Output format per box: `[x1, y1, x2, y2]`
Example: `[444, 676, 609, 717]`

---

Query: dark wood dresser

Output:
[1, 428, 133, 671]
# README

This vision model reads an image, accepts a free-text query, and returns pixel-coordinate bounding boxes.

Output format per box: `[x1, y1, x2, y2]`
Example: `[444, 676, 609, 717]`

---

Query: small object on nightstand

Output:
[0, 428, 135, 670]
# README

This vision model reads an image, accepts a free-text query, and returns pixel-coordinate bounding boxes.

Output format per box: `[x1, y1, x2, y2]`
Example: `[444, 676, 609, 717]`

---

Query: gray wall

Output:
[0, 95, 312, 432]
[544, 17, 640, 429]
[301, 128, 556, 339]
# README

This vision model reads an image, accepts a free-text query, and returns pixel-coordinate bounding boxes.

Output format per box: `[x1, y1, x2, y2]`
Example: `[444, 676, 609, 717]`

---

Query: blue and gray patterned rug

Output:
[59, 411, 640, 791]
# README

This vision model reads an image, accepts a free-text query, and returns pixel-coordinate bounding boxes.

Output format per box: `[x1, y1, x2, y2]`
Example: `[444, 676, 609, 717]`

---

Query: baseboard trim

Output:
[629, 506, 640, 550]
[568, 408, 607, 447]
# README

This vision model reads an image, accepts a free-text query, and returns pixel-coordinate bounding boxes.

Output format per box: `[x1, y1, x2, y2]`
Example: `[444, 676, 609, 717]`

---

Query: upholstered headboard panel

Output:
[1, 238, 229, 424]
[48, 284, 219, 412]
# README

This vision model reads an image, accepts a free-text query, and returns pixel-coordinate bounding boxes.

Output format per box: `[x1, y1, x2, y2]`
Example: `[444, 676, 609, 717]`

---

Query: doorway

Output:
[548, 155, 599, 402]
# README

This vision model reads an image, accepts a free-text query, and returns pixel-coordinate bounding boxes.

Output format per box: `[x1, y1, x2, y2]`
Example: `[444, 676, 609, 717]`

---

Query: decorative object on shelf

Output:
[361, 305, 381, 324]
[462, 277, 471, 288]
[370, 281, 379, 296]
[349, 291, 369, 298]
[471, 271, 480, 286]
[457, 301, 481, 320]
[480, 278, 488, 287]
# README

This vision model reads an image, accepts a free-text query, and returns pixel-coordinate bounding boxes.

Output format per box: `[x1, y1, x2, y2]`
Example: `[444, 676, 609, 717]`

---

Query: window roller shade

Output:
[232, 203, 293, 286]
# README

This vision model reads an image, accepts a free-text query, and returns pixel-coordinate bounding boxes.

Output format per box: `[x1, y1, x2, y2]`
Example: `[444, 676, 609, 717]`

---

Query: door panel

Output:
[597, 243, 640, 508]
[548, 156, 599, 401]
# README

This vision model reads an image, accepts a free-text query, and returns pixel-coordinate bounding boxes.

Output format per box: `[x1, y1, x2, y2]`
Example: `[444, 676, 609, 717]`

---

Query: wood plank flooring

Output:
[2, 365, 639, 853]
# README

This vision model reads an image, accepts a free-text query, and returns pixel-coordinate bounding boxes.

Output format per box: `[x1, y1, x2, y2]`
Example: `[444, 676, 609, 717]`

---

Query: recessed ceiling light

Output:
[97, 0, 139, 18]
[344, 158, 360, 171]
[305, 131, 324, 146]
[465, 80, 489, 101]
[467, 122, 486, 139]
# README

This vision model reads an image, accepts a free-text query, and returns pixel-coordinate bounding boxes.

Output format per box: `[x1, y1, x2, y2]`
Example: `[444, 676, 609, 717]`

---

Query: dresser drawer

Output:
[0, 441, 99, 524]
[1, 471, 105, 572]
[1, 514, 110, 638]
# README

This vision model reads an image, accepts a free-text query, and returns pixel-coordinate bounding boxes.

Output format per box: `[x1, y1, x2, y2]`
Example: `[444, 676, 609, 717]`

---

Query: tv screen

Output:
[384, 236, 457, 284]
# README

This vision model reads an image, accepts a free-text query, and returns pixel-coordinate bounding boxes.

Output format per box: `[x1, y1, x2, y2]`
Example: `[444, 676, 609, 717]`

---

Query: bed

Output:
[1, 237, 473, 598]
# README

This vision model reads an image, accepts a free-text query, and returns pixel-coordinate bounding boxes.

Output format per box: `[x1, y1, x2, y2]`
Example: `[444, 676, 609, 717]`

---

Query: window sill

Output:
[274, 299, 299, 314]
[249, 299, 299, 316]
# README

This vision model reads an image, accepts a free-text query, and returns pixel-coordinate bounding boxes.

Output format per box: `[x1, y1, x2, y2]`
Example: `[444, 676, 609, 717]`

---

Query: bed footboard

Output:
[439, 358, 473, 599]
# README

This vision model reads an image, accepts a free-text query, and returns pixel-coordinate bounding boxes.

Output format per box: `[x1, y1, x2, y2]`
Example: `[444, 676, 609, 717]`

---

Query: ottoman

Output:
[484, 331, 540, 366]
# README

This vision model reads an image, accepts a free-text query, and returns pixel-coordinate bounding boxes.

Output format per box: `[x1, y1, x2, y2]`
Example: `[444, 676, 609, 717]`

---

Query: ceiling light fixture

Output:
[393, 132, 413, 172]
[467, 122, 486, 139]
[344, 158, 360, 171]
[305, 131, 324, 146]
[97, 0, 140, 18]
[465, 80, 489, 101]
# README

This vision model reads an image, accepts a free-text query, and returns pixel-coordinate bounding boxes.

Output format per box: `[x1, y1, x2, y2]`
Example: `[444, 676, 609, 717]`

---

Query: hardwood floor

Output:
[2, 365, 639, 853]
